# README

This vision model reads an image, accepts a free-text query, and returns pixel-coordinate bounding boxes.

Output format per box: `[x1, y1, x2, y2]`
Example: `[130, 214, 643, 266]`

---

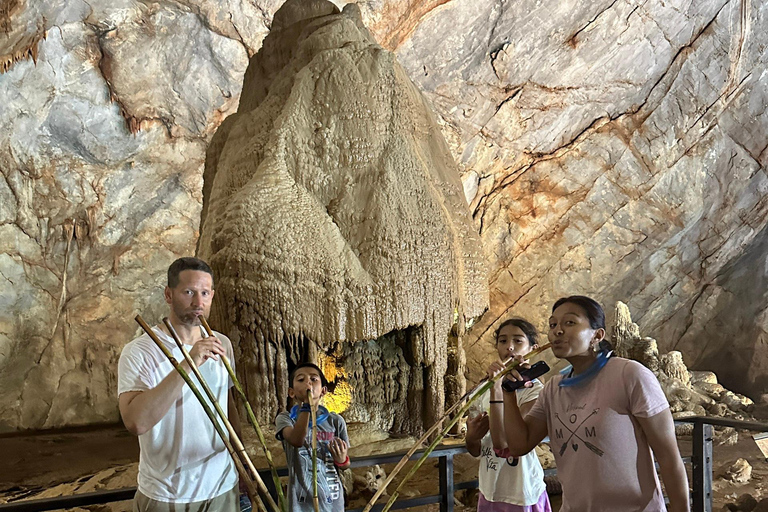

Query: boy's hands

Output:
[329, 437, 348, 464]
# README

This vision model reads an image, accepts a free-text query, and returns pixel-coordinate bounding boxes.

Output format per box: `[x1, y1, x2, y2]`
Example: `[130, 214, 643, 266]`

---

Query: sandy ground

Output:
[0, 425, 139, 490]
[1, 423, 766, 511]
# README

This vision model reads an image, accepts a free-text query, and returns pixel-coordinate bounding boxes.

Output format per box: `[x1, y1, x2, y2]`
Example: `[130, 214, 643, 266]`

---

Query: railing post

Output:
[439, 454, 455, 512]
[259, 469, 278, 505]
[691, 421, 713, 512]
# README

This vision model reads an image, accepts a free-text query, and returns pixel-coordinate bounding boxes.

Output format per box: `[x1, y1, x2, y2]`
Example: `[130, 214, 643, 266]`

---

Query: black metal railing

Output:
[1, 416, 766, 512]
[681, 416, 768, 512]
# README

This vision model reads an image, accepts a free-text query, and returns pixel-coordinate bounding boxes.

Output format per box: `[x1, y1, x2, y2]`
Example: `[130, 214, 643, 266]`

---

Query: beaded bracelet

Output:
[333, 456, 350, 467]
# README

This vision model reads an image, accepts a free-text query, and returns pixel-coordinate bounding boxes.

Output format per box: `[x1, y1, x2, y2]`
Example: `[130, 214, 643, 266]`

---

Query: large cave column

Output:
[197, 0, 488, 432]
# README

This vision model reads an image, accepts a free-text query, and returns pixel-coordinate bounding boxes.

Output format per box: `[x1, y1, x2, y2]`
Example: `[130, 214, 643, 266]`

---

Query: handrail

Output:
[674, 416, 768, 512]
[0, 444, 469, 512]
[675, 415, 768, 431]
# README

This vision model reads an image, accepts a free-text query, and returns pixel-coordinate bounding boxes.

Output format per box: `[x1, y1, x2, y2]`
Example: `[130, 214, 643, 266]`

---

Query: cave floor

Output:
[0, 424, 139, 490]
[2, 424, 766, 511]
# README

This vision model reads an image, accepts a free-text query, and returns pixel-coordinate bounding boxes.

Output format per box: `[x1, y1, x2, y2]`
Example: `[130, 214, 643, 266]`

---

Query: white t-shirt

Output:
[474, 381, 546, 506]
[118, 326, 238, 502]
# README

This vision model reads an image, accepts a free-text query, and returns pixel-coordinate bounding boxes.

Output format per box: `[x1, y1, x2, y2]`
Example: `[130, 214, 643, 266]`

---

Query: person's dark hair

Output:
[167, 257, 213, 288]
[552, 295, 612, 352]
[552, 295, 605, 329]
[494, 318, 538, 347]
[289, 362, 329, 388]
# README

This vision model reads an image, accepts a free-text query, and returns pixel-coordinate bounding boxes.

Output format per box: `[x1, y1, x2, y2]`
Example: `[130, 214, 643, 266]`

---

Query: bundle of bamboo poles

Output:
[308, 389, 320, 512]
[198, 317, 287, 511]
[134, 315, 287, 512]
[136, 310, 548, 512]
[361, 343, 552, 512]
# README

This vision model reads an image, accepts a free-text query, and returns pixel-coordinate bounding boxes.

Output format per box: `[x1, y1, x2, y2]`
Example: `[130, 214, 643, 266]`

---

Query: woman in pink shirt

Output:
[501, 296, 689, 512]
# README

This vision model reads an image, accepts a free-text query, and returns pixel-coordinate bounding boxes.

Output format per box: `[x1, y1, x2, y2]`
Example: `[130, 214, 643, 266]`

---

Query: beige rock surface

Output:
[427, 0, 768, 399]
[197, 0, 488, 431]
[1, 0, 767, 431]
[0, 0, 249, 432]
[610, 301, 755, 423]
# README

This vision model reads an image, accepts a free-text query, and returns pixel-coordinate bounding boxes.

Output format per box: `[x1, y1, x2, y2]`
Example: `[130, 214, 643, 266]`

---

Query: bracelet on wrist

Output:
[333, 455, 349, 467]
[490, 400, 503, 404]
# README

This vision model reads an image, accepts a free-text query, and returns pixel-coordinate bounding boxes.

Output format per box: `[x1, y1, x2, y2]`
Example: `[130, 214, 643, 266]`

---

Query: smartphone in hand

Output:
[502, 361, 550, 392]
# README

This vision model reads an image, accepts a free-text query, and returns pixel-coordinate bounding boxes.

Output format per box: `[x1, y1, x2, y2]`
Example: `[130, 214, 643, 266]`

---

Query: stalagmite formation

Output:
[611, 301, 754, 426]
[197, 0, 488, 432]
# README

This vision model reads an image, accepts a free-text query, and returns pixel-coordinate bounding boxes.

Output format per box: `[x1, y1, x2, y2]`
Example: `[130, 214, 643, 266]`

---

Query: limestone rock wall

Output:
[1, 0, 766, 431]
[422, 0, 768, 396]
[0, 0, 252, 431]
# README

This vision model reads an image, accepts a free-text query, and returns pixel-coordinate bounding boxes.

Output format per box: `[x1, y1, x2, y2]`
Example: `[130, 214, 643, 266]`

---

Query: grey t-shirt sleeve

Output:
[275, 411, 294, 440]
[334, 414, 349, 446]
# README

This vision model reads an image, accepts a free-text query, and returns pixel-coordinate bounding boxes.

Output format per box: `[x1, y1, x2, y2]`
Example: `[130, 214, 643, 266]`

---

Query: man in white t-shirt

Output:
[118, 257, 240, 512]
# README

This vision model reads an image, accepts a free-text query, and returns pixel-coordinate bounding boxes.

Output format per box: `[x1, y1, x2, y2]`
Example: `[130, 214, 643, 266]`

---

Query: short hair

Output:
[167, 257, 214, 288]
[494, 318, 538, 347]
[289, 362, 329, 388]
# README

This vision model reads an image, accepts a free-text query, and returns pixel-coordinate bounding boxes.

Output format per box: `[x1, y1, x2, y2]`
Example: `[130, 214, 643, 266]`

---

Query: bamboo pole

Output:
[198, 316, 287, 512]
[161, 318, 280, 512]
[133, 315, 269, 512]
[308, 389, 320, 512]
[362, 343, 552, 512]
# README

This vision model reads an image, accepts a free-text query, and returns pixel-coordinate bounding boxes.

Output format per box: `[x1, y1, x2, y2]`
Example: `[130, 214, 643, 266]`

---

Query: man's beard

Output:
[174, 306, 205, 326]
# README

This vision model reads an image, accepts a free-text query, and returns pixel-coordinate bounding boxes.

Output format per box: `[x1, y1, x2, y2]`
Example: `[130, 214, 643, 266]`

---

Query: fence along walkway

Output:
[0, 417, 766, 512]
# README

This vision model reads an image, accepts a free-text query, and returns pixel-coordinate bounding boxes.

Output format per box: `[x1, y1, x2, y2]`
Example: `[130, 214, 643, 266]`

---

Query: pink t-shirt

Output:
[528, 357, 669, 512]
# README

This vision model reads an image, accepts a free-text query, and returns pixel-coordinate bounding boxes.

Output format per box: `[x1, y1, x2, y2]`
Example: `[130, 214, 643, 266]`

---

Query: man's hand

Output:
[188, 336, 226, 367]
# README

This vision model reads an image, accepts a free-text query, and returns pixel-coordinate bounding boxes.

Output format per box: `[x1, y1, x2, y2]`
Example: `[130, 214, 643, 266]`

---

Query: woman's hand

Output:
[637, 410, 690, 512]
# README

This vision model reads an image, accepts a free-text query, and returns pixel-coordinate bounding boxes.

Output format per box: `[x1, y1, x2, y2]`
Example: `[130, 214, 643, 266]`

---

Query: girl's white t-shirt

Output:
[475, 380, 546, 505]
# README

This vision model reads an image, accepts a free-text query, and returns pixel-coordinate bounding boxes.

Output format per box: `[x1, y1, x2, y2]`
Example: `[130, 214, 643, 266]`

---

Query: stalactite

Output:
[197, 0, 488, 432]
[0, 31, 46, 74]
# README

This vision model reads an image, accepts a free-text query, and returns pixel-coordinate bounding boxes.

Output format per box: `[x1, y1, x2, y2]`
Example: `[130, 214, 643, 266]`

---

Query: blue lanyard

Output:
[559, 351, 613, 387]
[289, 404, 330, 426]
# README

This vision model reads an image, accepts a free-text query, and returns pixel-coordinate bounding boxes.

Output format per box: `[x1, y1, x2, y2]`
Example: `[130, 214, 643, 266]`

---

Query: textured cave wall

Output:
[0, 0, 766, 431]
[0, 0, 254, 431]
[196, 0, 488, 432]
[405, 0, 768, 397]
